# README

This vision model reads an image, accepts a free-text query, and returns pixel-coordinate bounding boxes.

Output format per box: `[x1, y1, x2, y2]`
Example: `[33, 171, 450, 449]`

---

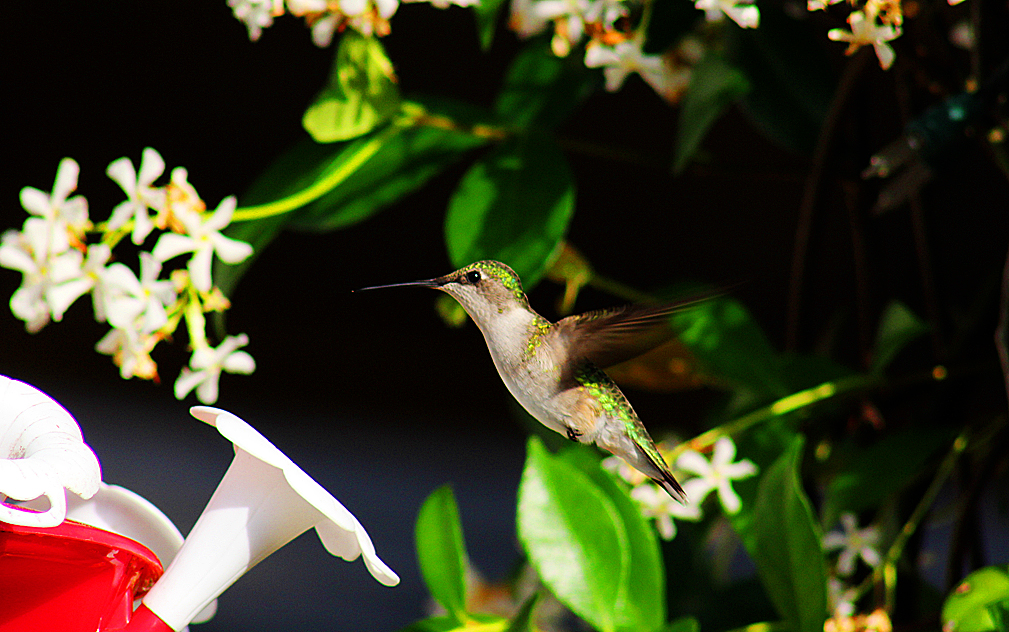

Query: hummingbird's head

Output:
[359, 260, 530, 325]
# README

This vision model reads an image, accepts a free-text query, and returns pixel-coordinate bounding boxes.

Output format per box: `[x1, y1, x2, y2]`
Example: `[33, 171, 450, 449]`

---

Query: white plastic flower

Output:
[694, 0, 759, 28]
[823, 512, 882, 576]
[19, 157, 90, 238]
[151, 196, 253, 293]
[676, 436, 757, 514]
[140, 406, 398, 629]
[175, 334, 256, 404]
[104, 253, 177, 333]
[0, 375, 101, 527]
[631, 483, 703, 540]
[828, 10, 901, 70]
[0, 219, 85, 332]
[107, 147, 168, 245]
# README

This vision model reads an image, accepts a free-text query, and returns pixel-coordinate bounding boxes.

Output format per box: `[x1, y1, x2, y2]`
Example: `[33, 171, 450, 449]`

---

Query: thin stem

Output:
[231, 123, 403, 223]
[667, 374, 882, 461]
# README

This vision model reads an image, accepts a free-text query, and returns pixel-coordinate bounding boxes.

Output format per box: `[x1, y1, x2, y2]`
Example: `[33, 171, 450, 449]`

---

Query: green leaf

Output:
[943, 567, 1009, 632]
[871, 300, 929, 374]
[559, 445, 667, 630]
[745, 436, 828, 632]
[660, 617, 701, 632]
[473, 0, 507, 51]
[671, 297, 788, 399]
[303, 32, 401, 143]
[823, 425, 954, 526]
[505, 592, 541, 632]
[727, 6, 835, 154]
[399, 613, 506, 632]
[416, 485, 469, 622]
[445, 130, 575, 287]
[495, 38, 600, 129]
[674, 54, 750, 174]
[517, 437, 628, 632]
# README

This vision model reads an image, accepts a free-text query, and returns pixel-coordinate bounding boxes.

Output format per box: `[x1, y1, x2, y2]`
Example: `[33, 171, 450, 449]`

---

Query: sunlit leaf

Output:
[559, 445, 667, 630]
[871, 300, 929, 374]
[303, 32, 401, 143]
[517, 437, 628, 632]
[746, 435, 828, 632]
[674, 54, 749, 174]
[942, 566, 1009, 632]
[398, 613, 506, 632]
[445, 130, 575, 287]
[416, 485, 469, 622]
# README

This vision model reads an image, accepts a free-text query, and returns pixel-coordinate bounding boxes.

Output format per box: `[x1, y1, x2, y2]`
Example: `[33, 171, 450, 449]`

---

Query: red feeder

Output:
[0, 519, 164, 632]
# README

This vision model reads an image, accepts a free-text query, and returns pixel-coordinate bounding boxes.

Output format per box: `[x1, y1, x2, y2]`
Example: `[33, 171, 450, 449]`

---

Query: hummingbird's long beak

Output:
[355, 278, 444, 292]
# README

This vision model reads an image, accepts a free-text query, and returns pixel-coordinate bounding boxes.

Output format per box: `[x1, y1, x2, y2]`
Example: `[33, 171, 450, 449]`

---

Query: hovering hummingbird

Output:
[360, 260, 703, 501]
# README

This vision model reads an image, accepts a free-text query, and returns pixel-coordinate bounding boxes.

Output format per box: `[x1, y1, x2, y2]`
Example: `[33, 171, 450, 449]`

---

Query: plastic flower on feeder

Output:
[0, 375, 101, 528]
[824, 512, 882, 576]
[676, 436, 757, 515]
[137, 406, 398, 630]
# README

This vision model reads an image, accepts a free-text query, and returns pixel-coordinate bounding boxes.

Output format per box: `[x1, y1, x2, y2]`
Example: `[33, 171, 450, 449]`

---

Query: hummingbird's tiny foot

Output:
[566, 426, 582, 441]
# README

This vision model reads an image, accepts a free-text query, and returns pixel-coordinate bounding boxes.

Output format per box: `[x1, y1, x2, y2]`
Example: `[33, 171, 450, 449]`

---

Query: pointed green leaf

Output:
[517, 437, 629, 632]
[660, 617, 701, 632]
[745, 436, 828, 632]
[871, 300, 929, 374]
[559, 445, 666, 630]
[445, 130, 575, 288]
[495, 38, 600, 129]
[303, 32, 401, 143]
[416, 485, 469, 622]
[674, 54, 749, 174]
[473, 0, 507, 51]
[943, 567, 1009, 632]
[505, 592, 541, 632]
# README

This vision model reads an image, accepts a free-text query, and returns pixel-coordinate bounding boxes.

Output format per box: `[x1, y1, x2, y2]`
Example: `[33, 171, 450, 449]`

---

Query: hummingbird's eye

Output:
[466, 270, 482, 284]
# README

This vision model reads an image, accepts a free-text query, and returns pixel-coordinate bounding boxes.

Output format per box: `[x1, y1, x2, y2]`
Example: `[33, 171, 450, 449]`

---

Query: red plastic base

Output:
[0, 519, 164, 632]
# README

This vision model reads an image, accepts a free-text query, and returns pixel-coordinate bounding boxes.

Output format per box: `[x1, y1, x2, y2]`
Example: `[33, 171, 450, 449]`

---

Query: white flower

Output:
[96, 325, 160, 380]
[228, 0, 283, 40]
[823, 512, 882, 576]
[175, 334, 256, 404]
[694, 0, 760, 28]
[827, 577, 858, 618]
[19, 157, 90, 238]
[676, 436, 757, 514]
[631, 483, 703, 540]
[45, 242, 113, 323]
[151, 196, 253, 293]
[141, 406, 398, 629]
[828, 10, 901, 70]
[0, 375, 101, 527]
[0, 219, 85, 332]
[106, 147, 168, 245]
[104, 253, 177, 333]
[584, 40, 691, 102]
[509, 0, 552, 37]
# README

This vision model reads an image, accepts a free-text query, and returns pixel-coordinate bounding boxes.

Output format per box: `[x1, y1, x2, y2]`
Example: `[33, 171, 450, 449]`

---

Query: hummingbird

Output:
[360, 260, 701, 501]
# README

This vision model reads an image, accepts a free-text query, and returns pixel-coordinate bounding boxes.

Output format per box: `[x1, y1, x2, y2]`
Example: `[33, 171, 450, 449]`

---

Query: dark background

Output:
[3, 2, 1007, 630]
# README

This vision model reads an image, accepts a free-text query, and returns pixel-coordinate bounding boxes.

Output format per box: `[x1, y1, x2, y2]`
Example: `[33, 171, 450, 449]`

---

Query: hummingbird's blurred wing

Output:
[558, 296, 714, 373]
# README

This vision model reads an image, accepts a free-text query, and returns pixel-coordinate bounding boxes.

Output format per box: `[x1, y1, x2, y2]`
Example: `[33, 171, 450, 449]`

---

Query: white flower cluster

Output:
[823, 512, 883, 617]
[1, 150, 255, 404]
[228, 0, 477, 45]
[604, 435, 757, 540]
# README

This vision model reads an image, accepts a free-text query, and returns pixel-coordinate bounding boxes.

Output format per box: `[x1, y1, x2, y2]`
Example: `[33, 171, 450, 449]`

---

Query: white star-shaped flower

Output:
[676, 437, 757, 515]
[828, 10, 901, 70]
[585, 40, 690, 102]
[103, 253, 177, 333]
[151, 196, 253, 293]
[694, 0, 759, 28]
[631, 483, 703, 540]
[0, 219, 85, 332]
[19, 157, 90, 239]
[107, 147, 168, 245]
[823, 512, 882, 576]
[228, 0, 283, 41]
[46, 242, 113, 323]
[175, 334, 256, 404]
[95, 325, 160, 380]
